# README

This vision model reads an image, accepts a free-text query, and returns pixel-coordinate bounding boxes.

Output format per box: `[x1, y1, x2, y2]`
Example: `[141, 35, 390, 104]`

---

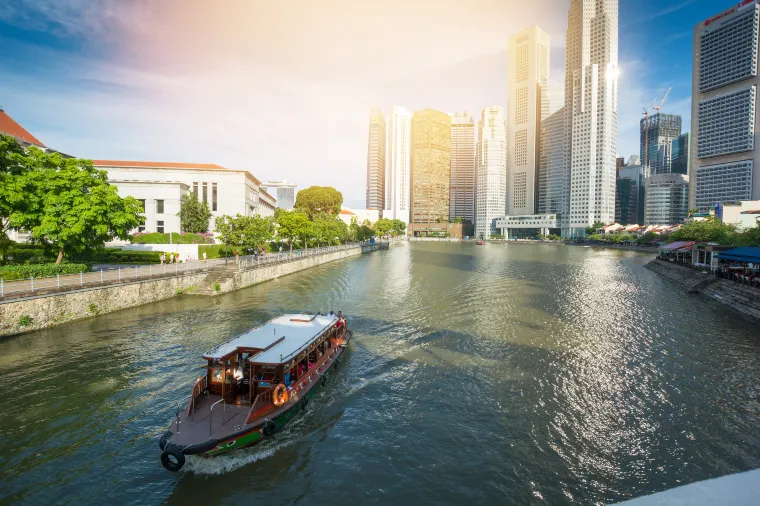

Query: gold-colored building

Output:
[410, 109, 451, 236]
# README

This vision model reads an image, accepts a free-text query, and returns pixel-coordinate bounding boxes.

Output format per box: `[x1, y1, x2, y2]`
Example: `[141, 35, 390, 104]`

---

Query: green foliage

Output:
[587, 233, 636, 244]
[18, 315, 32, 326]
[546, 234, 562, 241]
[348, 216, 373, 242]
[214, 283, 221, 293]
[294, 186, 343, 219]
[178, 192, 212, 233]
[215, 214, 273, 253]
[737, 222, 760, 246]
[274, 209, 312, 250]
[88, 303, 100, 315]
[391, 219, 406, 235]
[491, 234, 505, 240]
[130, 232, 214, 244]
[0, 137, 143, 264]
[452, 216, 463, 224]
[198, 244, 234, 259]
[0, 263, 90, 281]
[670, 217, 738, 245]
[373, 218, 394, 236]
[84, 249, 163, 264]
[585, 221, 606, 236]
[310, 213, 348, 246]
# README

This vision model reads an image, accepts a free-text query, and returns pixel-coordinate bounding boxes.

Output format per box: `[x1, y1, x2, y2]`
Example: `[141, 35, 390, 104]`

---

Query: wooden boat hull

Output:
[159, 330, 352, 464]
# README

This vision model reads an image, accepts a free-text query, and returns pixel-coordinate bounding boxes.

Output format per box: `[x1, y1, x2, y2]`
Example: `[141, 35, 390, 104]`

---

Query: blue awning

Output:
[718, 247, 760, 264]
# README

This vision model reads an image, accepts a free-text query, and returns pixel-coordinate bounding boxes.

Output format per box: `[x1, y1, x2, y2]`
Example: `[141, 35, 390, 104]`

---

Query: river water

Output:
[1, 242, 759, 505]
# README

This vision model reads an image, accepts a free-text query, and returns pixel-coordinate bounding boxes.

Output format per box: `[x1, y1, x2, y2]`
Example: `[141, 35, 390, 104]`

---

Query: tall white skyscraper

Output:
[366, 107, 386, 210]
[565, 0, 619, 237]
[450, 113, 476, 223]
[507, 26, 550, 216]
[475, 107, 508, 239]
[384, 106, 412, 224]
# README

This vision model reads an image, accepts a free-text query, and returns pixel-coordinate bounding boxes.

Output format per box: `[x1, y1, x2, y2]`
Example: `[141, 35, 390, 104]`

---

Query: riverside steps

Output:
[0, 242, 388, 337]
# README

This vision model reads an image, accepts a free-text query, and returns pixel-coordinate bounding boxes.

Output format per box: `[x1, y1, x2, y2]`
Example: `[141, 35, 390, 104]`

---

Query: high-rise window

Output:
[212, 183, 218, 211]
[156, 199, 164, 214]
[157, 220, 165, 233]
[202, 182, 208, 204]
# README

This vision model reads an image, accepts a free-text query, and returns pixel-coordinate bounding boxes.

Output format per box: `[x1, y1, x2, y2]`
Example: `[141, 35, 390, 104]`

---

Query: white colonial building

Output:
[94, 161, 276, 235]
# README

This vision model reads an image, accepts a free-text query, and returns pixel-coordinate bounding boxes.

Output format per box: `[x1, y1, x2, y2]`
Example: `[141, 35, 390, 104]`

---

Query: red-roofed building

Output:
[337, 208, 380, 226]
[0, 107, 46, 148]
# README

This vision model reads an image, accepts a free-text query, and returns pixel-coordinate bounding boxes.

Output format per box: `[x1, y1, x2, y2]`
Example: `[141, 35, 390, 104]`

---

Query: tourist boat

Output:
[476, 240, 486, 245]
[158, 313, 351, 472]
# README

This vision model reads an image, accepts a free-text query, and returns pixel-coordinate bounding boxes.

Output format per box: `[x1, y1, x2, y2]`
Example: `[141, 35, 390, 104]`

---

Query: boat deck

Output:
[170, 394, 251, 446]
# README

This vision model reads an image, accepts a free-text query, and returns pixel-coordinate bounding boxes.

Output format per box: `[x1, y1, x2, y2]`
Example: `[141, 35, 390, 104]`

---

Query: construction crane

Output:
[642, 87, 672, 173]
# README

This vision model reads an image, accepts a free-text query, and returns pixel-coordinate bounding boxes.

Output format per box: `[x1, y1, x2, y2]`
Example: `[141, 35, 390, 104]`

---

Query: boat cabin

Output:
[195, 314, 346, 412]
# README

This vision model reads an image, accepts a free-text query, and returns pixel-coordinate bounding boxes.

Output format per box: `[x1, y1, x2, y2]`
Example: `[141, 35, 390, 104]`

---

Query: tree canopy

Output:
[214, 214, 273, 254]
[294, 186, 343, 219]
[670, 217, 738, 244]
[274, 209, 312, 250]
[373, 218, 394, 236]
[0, 135, 143, 264]
[178, 192, 212, 233]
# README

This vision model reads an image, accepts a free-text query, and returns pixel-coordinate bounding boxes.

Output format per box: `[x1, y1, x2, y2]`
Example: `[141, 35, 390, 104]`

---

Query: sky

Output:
[0, 0, 736, 208]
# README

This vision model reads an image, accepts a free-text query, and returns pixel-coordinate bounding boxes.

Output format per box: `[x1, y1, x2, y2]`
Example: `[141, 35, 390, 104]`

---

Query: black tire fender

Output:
[301, 397, 309, 411]
[321, 374, 327, 387]
[262, 420, 276, 437]
[160, 447, 185, 472]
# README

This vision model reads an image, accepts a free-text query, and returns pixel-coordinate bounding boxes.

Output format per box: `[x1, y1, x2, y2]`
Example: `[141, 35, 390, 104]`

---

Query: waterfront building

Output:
[507, 25, 550, 216]
[93, 161, 276, 234]
[261, 180, 297, 210]
[384, 106, 412, 225]
[366, 107, 386, 211]
[337, 208, 381, 226]
[495, 214, 561, 240]
[671, 133, 690, 176]
[475, 107, 508, 239]
[690, 0, 760, 211]
[645, 173, 689, 226]
[409, 109, 451, 236]
[616, 162, 645, 225]
[640, 113, 682, 174]
[449, 113, 476, 224]
[565, 0, 619, 237]
[537, 107, 569, 218]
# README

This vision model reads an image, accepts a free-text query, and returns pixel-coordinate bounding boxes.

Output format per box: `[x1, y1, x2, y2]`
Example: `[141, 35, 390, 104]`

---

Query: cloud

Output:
[626, 0, 699, 24]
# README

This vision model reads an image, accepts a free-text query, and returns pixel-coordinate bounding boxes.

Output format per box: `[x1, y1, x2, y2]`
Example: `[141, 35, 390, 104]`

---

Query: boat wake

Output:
[183, 440, 289, 475]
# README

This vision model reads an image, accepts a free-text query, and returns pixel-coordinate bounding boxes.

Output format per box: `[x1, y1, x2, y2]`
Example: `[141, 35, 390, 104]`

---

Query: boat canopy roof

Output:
[202, 314, 338, 364]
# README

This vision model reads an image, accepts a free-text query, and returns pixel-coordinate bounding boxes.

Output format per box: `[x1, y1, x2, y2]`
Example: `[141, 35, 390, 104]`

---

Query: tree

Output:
[3, 144, 143, 264]
[452, 216, 463, 224]
[294, 186, 343, 219]
[274, 209, 312, 251]
[373, 218, 394, 236]
[215, 214, 273, 255]
[585, 221, 605, 236]
[178, 192, 212, 233]
[687, 208, 700, 217]
[670, 217, 738, 245]
[738, 222, 760, 246]
[215, 215, 244, 258]
[0, 135, 28, 258]
[391, 219, 406, 236]
[311, 213, 348, 246]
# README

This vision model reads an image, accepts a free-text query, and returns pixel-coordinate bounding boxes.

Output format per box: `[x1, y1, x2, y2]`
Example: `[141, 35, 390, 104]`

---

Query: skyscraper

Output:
[385, 106, 412, 224]
[475, 107, 508, 239]
[640, 113, 682, 174]
[615, 162, 645, 225]
[537, 107, 568, 216]
[365, 107, 386, 210]
[410, 109, 451, 236]
[565, 0, 619, 237]
[690, 1, 760, 211]
[449, 113, 476, 223]
[645, 173, 689, 225]
[671, 132, 690, 175]
[508, 26, 550, 216]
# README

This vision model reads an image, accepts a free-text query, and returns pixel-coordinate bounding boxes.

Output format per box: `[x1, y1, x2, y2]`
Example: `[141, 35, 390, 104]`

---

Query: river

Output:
[1, 242, 759, 505]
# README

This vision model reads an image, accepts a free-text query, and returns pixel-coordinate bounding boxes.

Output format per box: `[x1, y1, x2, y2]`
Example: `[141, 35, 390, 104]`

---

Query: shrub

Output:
[131, 232, 214, 245]
[71, 248, 164, 264]
[88, 303, 100, 314]
[3, 247, 51, 263]
[0, 263, 90, 281]
[18, 315, 32, 326]
[214, 283, 221, 293]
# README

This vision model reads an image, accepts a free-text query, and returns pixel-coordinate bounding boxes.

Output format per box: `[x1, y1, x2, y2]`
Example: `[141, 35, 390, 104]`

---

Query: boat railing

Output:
[209, 398, 225, 436]
[187, 373, 208, 418]
[246, 387, 275, 422]
[174, 395, 192, 434]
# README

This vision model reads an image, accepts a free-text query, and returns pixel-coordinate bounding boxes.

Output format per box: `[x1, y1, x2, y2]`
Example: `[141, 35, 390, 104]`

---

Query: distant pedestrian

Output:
[160, 253, 165, 265]
[203, 252, 207, 262]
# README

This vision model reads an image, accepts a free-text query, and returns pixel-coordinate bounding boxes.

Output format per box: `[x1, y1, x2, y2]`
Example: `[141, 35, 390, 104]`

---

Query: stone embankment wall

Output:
[0, 272, 208, 338]
[646, 259, 760, 321]
[0, 243, 389, 338]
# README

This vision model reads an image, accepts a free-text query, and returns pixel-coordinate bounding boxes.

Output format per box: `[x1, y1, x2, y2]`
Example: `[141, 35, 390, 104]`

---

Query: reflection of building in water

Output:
[262, 180, 297, 210]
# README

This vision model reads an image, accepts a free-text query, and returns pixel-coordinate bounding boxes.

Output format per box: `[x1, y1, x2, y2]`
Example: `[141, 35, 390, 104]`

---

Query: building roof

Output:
[92, 159, 274, 199]
[339, 209, 356, 215]
[718, 247, 760, 264]
[0, 109, 46, 147]
[202, 314, 338, 364]
[661, 241, 695, 251]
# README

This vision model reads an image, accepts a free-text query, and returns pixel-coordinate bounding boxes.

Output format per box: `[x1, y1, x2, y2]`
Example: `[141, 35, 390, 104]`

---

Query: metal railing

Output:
[0, 261, 218, 299]
[237, 243, 363, 271]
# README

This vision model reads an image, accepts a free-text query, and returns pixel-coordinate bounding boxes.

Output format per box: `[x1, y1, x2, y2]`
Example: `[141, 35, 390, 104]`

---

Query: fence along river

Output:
[0, 242, 759, 505]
